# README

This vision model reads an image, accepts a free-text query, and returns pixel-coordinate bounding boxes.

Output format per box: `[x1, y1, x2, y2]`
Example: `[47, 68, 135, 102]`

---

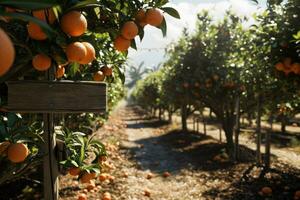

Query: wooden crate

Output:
[6, 81, 106, 113]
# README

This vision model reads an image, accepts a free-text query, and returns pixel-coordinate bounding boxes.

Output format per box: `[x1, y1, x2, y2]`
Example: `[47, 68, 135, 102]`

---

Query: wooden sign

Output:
[6, 80, 106, 113]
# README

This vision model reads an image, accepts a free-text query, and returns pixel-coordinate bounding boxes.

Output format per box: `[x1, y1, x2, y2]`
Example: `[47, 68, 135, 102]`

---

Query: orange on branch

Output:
[101, 66, 113, 76]
[261, 187, 272, 196]
[80, 172, 96, 184]
[65, 42, 87, 63]
[145, 8, 164, 27]
[68, 167, 81, 176]
[93, 71, 105, 82]
[32, 54, 52, 71]
[27, 22, 47, 40]
[114, 36, 131, 52]
[61, 11, 87, 37]
[33, 9, 56, 24]
[7, 143, 29, 163]
[291, 63, 300, 74]
[275, 62, 284, 71]
[121, 21, 139, 40]
[0, 28, 15, 76]
[78, 193, 87, 200]
[79, 42, 96, 64]
[135, 9, 147, 27]
[56, 65, 65, 78]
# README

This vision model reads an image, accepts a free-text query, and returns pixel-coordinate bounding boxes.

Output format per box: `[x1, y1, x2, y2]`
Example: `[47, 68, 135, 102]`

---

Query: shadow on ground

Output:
[123, 121, 256, 174]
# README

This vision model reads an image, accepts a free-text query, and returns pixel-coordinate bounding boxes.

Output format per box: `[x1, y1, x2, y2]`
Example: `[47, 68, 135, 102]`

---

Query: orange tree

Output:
[0, 0, 179, 191]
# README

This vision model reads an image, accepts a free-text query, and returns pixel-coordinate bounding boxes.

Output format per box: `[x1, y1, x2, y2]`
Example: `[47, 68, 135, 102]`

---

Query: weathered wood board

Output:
[6, 81, 106, 113]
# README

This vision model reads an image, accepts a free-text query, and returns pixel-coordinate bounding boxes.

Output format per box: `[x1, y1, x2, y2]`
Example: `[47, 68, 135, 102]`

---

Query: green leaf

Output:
[131, 38, 137, 50]
[158, 17, 167, 37]
[161, 7, 180, 19]
[0, 0, 59, 10]
[7, 113, 18, 128]
[67, 0, 101, 11]
[0, 11, 56, 39]
[138, 26, 145, 41]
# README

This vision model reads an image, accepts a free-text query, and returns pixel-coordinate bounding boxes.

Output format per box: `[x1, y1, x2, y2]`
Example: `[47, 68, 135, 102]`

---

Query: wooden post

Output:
[196, 118, 199, 133]
[256, 94, 262, 165]
[43, 68, 59, 200]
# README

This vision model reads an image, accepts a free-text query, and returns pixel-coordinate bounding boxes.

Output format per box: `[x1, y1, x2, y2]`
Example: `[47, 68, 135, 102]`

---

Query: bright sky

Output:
[127, 0, 266, 70]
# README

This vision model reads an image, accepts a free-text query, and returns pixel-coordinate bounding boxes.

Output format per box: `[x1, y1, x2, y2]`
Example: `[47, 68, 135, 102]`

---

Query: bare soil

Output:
[59, 104, 300, 200]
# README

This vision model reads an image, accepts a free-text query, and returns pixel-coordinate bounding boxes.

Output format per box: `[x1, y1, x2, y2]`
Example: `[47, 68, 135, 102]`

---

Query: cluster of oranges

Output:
[114, 8, 164, 52]
[0, 7, 165, 79]
[67, 155, 115, 200]
[0, 141, 29, 163]
[27, 10, 98, 80]
[275, 58, 300, 75]
[67, 155, 107, 184]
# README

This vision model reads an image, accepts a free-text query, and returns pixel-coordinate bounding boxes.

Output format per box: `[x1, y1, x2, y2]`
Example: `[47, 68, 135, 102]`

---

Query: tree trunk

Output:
[158, 108, 162, 121]
[234, 95, 241, 161]
[256, 94, 262, 165]
[265, 117, 272, 169]
[223, 123, 234, 160]
[181, 104, 188, 131]
[281, 116, 286, 134]
[168, 110, 173, 122]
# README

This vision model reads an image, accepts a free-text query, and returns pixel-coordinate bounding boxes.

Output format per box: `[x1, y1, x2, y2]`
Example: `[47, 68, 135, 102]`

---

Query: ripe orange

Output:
[291, 63, 300, 74]
[68, 167, 81, 176]
[0, 141, 11, 156]
[101, 66, 113, 76]
[27, 22, 47, 40]
[78, 193, 87, 200]
[7, 143, 29, 163]
[261, 186, 272, 196]
[0, 28, 15, 76]
[56, 65, 65, 78]
[121, 21, 139, 40]
[163, 171, 171, 177]
[32, 54, 52, 71]
[135, 9, 147, 27]
[275, 62, 284, 71]
[61, 11, 87, 37]
[79, 42, 96, 64]
[146, 172, 154, 179]
[102, 192, 111, 200]
[93, 71, 105, 82]
[86, 180, 96, 191]
[144, 189, 151, 197]
[33, 9, 56, 24]
[145, 8, 164, 27]
[114, 35, 131, 52]
[65, 42, 87, 63]
[80, 172, 96, 184]
[98, 173, 107, 182]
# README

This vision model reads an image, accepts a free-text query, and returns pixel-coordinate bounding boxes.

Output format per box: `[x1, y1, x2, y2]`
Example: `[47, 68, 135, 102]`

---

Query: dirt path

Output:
[60, 103, 300, 200]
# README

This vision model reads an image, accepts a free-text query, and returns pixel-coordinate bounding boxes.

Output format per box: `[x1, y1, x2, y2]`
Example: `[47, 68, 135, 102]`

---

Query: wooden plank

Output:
[6, 81, 106, 113]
